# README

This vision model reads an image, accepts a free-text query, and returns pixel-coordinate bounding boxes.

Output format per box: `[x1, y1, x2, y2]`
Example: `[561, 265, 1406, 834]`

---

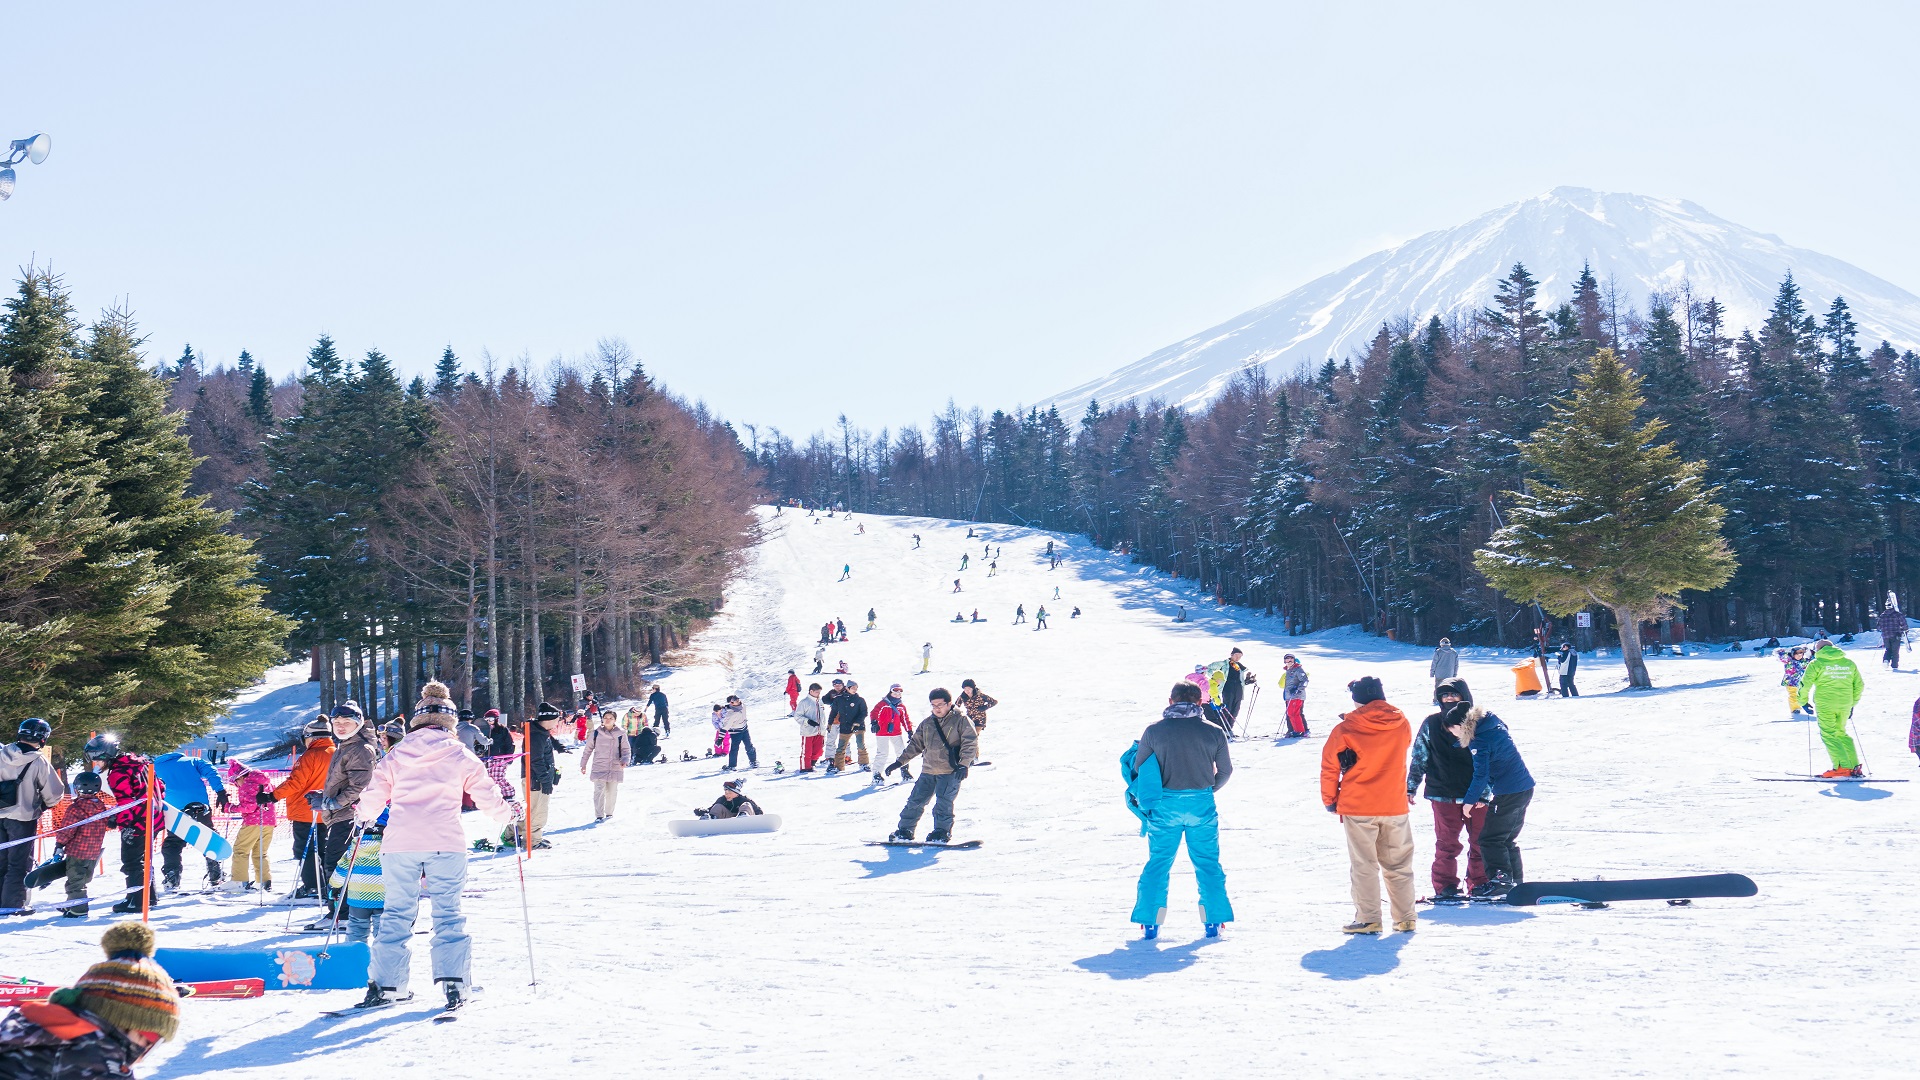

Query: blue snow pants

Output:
[1131, 789, 1234, 926]
[372, 850, 471, 993]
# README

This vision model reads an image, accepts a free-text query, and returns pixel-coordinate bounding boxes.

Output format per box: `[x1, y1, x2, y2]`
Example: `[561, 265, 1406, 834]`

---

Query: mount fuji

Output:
[1047, 187, 1920, 413]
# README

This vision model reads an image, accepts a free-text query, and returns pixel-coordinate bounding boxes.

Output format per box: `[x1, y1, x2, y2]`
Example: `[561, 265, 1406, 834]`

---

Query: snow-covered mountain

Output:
[1048, 187, 1920, 413]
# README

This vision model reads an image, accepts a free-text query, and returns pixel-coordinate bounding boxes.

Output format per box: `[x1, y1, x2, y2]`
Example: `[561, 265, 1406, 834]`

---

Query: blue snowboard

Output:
[155, 942, 370, 990]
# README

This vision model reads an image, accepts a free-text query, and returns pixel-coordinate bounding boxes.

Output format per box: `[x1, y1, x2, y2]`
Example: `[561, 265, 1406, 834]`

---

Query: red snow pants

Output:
[1429, 800, 1487, 893]
[1285, 699, 1307, 735]
[801, 734, 825, 770]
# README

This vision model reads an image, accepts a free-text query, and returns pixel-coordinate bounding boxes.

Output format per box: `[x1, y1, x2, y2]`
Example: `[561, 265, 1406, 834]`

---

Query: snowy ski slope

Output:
[5, 507, 1917, 1078]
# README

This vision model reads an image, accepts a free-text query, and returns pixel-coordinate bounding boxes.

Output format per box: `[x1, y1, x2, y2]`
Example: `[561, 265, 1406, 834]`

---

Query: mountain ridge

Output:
[1045, 187, 1920, 413]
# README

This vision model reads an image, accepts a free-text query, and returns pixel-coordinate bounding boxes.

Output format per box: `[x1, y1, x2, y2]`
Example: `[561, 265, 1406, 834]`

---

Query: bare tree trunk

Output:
[1613, 605, 1651, 688]
[569, 542, 585, 705]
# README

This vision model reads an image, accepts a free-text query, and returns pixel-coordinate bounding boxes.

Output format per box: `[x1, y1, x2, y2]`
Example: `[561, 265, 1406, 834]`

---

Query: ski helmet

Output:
[301, 716, 334, 741]
[72, 770, 103, 796]
[15, 717, 51, 743]
[83, 732, 121, 761]
[330, 702, 364, 721]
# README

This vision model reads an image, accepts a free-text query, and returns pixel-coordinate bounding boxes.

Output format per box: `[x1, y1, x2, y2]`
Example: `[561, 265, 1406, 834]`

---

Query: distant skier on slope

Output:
[1124, 679, 1233, 940]
[960, 553, 969, 571]
[1280, 654, 1310, 738]
[1013, 605, 1026, 625]
[1800, 639, 1867, 778]
[1429, 637, 1458, 687]
[1877, 594, 1908, 669]
[866, 608, 877, 632]
[812, 644, 826, 675]
[648, 685, 671, 736]
[840, 564, 851, 581]
[1034, 606, 1049, 630]
[1407, 677, 1485, 901]
[786, 670, 802, 712]
[922, 641, 934, 671]
[884, 688, 977, 844]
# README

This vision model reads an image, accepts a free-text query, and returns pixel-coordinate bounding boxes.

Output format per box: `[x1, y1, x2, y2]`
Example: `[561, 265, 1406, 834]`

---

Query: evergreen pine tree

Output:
[1475, 349, 1735, 687]
[246, 364, 275, 429]
[434, 347, 463, 399]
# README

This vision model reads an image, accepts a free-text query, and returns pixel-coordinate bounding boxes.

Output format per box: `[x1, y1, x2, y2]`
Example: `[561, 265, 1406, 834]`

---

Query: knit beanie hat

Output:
[411, 681, 458, 730]
[69, 922, 180, 1042]
[1348, 676, 1385, 705]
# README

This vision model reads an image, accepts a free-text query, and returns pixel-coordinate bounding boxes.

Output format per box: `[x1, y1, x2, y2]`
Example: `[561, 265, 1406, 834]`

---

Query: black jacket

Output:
[488, 724, 516, 758]
[831, 692, 869, 735]
[633, 727, 659, 762]
[1407, 709, 1475, 801]
[527, 724, 561, 792]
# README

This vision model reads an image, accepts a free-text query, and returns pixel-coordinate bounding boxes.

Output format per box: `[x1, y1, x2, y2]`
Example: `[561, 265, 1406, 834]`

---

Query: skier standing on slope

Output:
[922, 641, 934, 671]
[1877, 594, 1908, 669]
[624, 705, 649, 761]
[649, 685, 671, 736]
[956, 679, 997, 767]
[581, 710, 631, 821]
[0, 719, 60, 912]
[1124, 680, 1233, 940]
[89, 734, 162, 914]
[351, 681, 515, 1012]
[1014, 604, 1026, 625]
[1407, 677, 1485, 901]
[884, 688, 977, 844]
[275, 719, 335, 900]
[1034, 605, 1049, 630]
[786, 670, 802, 712]
[1321, 676, 1416, 934]
[827, 681, 870, 774]
[795, 683, 827, 772]
[1799, 639, 1867, 778]
[1280, 655, 1311, 737]
[721, 695, 759, 771]
[840, 564, 851, 582]
[1446, 696, 1535, 897]
[869, 685, 915, 786]
[1776, 645, 1813, 719]
[866, 608, 877, 632]
[1218, 648, 1253, 734]
[812, 644, 826, 675]
[1429, 637, 1458, 687]
[960, 553, 969, 571]
[309, 703, 376, 916]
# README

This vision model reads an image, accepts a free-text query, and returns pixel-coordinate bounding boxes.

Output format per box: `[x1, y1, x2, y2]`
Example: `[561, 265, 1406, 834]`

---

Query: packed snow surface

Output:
[1046, 187, 1920, 413]
[7, 507, 1918, 1077]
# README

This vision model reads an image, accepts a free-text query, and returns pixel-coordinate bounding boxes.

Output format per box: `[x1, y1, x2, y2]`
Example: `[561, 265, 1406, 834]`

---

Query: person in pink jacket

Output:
[349, 681, 513, 1013]
[223, 761, 280, 892]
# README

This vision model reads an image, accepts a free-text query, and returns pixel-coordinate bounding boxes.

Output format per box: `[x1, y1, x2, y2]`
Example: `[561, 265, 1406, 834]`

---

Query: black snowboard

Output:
[864, 839, 982, 850]
[23, 856, 68, 890]
[1503, 873, 1757, 906]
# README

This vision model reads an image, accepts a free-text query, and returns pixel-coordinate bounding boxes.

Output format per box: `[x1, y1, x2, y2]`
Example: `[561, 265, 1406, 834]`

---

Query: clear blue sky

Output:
[3, 2, 1915, 430]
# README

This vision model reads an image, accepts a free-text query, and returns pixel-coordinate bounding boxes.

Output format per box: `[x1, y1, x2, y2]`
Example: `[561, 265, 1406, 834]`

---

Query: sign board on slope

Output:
[1576, 612, 1592, 628]
[570, 673, 586, 694]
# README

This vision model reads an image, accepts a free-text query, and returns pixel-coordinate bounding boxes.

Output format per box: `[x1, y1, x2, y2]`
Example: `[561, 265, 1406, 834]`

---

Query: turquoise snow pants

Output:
[1816, 706, 1861, 770]
[1131, 789, 1234, 926]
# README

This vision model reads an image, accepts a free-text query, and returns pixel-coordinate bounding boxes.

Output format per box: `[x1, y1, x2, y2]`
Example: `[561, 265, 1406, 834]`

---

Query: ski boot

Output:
[111, 895, 147, 914]
[440, 979, 466, 1011]
[1472, 873, 1517, 900]
[886, 830, 914, 843]
[471, 838, 496, 853]
[1204, 923, 1222, 939]
[162, 871, 182, 892]
[925, 829, 951, 844]
[773, 761, 785, 774]
[62, 905, 88, 919]
[355, 981, 409, 1010]
[1818, 767, 1855, 779]
[1141, 924, 1159, 940]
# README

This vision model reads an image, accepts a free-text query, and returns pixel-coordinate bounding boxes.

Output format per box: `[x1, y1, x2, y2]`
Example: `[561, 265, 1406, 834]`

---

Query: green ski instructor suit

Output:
[1800, 644, 1863, 770]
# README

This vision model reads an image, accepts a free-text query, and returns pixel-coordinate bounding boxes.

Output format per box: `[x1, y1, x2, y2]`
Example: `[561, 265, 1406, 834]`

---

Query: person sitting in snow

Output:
[695, 778, 763, 819]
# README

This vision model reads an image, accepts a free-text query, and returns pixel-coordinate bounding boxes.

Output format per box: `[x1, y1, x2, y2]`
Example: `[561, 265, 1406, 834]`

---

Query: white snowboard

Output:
[667, 814, 783, 837]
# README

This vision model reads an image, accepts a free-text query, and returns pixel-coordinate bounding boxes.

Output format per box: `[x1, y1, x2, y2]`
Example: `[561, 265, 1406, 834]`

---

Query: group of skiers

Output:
[1124, 658, 1537, 938]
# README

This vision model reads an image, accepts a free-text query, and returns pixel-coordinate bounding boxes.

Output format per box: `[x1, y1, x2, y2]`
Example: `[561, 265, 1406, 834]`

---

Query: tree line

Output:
[755, 264, 1920, 647]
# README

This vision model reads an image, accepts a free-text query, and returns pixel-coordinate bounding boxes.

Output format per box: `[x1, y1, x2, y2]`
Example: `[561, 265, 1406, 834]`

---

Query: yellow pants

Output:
[229, 824, 275, 884]
[1786, 686, 1801, 713]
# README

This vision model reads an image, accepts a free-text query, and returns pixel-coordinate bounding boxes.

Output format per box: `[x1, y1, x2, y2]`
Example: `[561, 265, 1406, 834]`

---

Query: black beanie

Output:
[535, 701, 562, 721]
[1433, 677, 1473, 707]
[1349, 676, 1385, 705]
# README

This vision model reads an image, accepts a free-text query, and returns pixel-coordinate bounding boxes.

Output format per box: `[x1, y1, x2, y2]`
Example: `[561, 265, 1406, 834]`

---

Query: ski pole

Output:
[321, 825, 367, 952]
[513, 829, 536, 986]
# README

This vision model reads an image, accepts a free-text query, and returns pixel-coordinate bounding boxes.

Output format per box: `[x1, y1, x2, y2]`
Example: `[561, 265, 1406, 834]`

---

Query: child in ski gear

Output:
[274, 718, 335, 899]
[1034, 605, 1049, 629]
[1407, 678, 1485, 899]
[1322, 676, 1416, 933]
[574, 712, 590, 744]
[1429, 638, 1458, 685]
[828, 682, 870, 773]
[1, 718, 62, 912]
[697, 778, 764, 819]
[1799, 640, 1866, 778]
[884, 688, 977, 842]
[1281, 655, 1310, 737]
[1014, 604, 1026, 625]
[224, 761, 278, 892]
[581, 710, 631, 820]
[956, 679, 997, 765]
[355, 682, 515, 1012]
[1126, 680, 1234, 937]
[1776, 645, 1812, 718]
[52, 773, 113, 917]
[795, 683, 827, 771]
[869, 685, 914, 785]
[1447, 700, 1535, 896]
[326, 814, 387, 943]
[0, 921, 180, 1077]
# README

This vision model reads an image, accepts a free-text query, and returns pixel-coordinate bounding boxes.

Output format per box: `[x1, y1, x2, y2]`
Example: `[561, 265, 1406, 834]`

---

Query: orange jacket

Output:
[274, 741, 335, 824]
[1319, 699, 1412, 816]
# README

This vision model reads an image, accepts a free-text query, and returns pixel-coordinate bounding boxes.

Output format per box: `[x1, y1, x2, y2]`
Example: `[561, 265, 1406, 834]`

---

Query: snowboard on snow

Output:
[864, 839, 982, 850]
[155, 941, 370, 990]
[1501, 874, 1757, 907]
[667, 814, 783, 838]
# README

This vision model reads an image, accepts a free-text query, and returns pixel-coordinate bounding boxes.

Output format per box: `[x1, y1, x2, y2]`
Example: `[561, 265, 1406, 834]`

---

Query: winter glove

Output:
[216, 791, 233, 812]
[953, 765, 969, 780]
[1325, 804, 1337, 813]
[255, 789, 277, 807]
[304, 792, 341, 814]
[1336, 748, 1357, 772]
[884, 761, 901, 776]
[694, 808, 711, 819]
